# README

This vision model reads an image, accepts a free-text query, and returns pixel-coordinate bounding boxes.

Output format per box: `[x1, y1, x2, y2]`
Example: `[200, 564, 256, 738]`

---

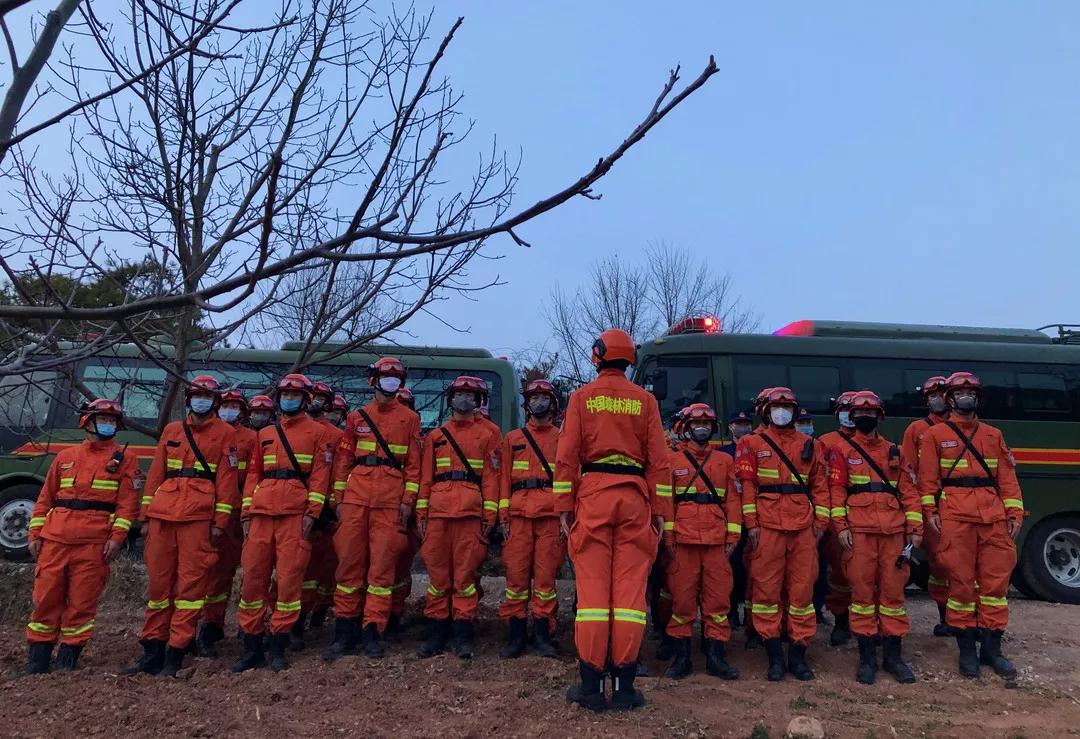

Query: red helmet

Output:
[945, 372, 982, 396]
[276, 373, 312, 400]
[592, 329, 636, 366]
[220, 389, 248, 409]
[524, 379, 559, 411]
[185, 374, 222, 400]
[332, 394, 348, 413]
[833, 391, 858, 415]
[448, 375, 486, 406]
[249, 395, 274, 411]
[309, 381, 333, 402]
[368, 357, 407, 386]
[458, 375, 489, 402]
[849, 390, 885, 417]
[754, 387, 776, 415]
[79, 398, 124, 430]
[920, 375, 949, 396]
[683, 402, 719, 432]
[671, 406, 689, 435]
[763, 386, 799, 411]
[397, 388, 416, 410]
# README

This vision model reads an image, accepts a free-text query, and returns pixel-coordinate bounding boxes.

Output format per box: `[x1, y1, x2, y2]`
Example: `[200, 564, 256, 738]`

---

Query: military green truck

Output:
[634, 319, 1080, 604]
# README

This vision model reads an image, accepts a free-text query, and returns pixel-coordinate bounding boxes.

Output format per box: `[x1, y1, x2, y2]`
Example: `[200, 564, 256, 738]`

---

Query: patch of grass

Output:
[789, 693, 817, 710]
[749, 723, 770, 739]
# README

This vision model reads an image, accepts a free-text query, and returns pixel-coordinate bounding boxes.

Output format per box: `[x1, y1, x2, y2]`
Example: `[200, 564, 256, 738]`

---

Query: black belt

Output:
[263, 469, 309, 481]
[164, 468, 216, 481]
[758, 484, 808, 495]
[581, 462, 645, 478]
[942, 476, 997, 489]
[510, 478, 551, 493]
[433, 471, 482, 484]
[53, 498, 116, 513]
[351, 455, 395, 469]
[846, 482, 898, 495]
[674, 492, 723, 505]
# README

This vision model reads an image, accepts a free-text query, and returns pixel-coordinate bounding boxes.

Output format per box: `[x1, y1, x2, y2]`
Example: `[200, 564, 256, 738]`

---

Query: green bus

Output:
[0, 342, 520, 560]
[633, 319, 1080, 604]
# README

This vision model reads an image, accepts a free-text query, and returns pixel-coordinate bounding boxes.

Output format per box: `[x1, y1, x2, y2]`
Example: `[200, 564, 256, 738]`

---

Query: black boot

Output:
[532, 617, 559, 658]
[979, 629, 1017, 680]
[704, 639, 738, 680]
[933, 604, 951, 637]
[289, 615, 306, 651]
[54, 643, 82, 672]
[664, 638, 693, 679]
[322, 617, 359, 662]
[830, 611, 852, 646]
[956, 628, 980, 678]
[500, 617, 528, 659]
[309, 606, 329, 629]
[883, 635, 916, 683]
[765, 637, 786, 682]
[452, 619, 474, 659]
[655, 632, 676, 661]
[159, 645, 186, 678]
[787, 642, 815, 681]
[361, 623, 385, 658]
[611, 663, 646, 711]
[566, 660, 607, 712]
[856, 635, 877, 685]
[196, 623, 224, 658]
[745, 624, 764, 650]
[122, 639, 166, 676]
[231, 633, 266, 673]
[385, 614, 404, 643]
[417, 618, 450, 658]
[14, 642, 53, 677]
[268, 632, 290, 672]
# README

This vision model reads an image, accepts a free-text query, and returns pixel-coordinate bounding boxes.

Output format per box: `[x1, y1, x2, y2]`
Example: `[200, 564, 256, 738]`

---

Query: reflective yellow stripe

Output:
[742, 504, 757, 514]
[928, 575, 949, 587]
[356, 441, 377, 452]
[751, 603, 778, 614]
[947, 598, 976, 613]
[613, 608, 647, 625]
[276, 600, 302, 612]
[576, 608, 611, 623]
[174, 599, 204, 610]
[483, 500, 498, 512]
[415, 499, 429, 509]
[850, 603, 877, 616]
[147, 599, 171, 610]
[262, 455, 277, 465]
[553, 481, 572, 494]
[458, 583, 477, 597]
[388, 444, 409, 455]
[663, 521, 674, 531]
[830, 507, 847, 518]
[29, 517, 46, 528]
[1003, 498, 1024, 510]
[979, 595, 1008, 608]
[27, 621, 55, 634]
[308, 492, 326, 504]
[788, 604, 815, 617]
[140, 496, 153, 506]
[814, 505, 830, 518]
[333, 481, 347, 491]
[941, 458, 969, 469]
[293, 454, 313, 464]
[59, 478, 74, 488]
[511, 461, 530, 472]
[756, 468, 780, 479]
[435, 457, 451, 468]
[426, 584, 446, 597]
[238, 599, 263, 610]
[301, 580, 318, 591]
[920, 495, 936, 506]
[112, 517, 132, 531]
[214, 503, 233, 515]
[535, 590, 558, 602]
[467, 458, 484, 470]
[205, 593, 229, 605]
[505, 588, 530, 601]
[593, 454, 642, 468]
[498, 499, 509, 509]
[848, 474, 872, 485]
[405, 482, 419, 493]
[54, 620, 93, 636]
[90, 479, 119, 491]
[367, 585, 393, 597]
[336, 583, 360, 594]
[655, 484, 673, 498]
[166, 459, 183, 469]
[905, 511, 924, 523]
[237, 461, 248, 470]
[727, 522, 742, 534]
[711, 613, 728, 624]
[241, 497, 253, 507]
[879, 605, 906, 617]
[390, 581, 409, 592]
[678, 486, 699, 495]
[984, 458, 999, 469]
[671, 614, 692, 625]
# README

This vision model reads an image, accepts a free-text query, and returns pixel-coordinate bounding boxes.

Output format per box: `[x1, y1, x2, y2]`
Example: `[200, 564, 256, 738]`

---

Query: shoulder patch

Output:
[940, 440, 958, 449]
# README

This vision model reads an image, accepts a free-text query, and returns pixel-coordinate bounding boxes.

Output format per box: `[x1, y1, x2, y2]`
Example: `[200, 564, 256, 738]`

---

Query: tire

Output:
[1020, 514, 1080, 605]
[0, 483, 40, 561]
[1010, 566, 1037, 599]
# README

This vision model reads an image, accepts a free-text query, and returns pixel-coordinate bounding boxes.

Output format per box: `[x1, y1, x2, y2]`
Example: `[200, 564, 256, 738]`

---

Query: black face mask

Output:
[853, 415, 879, 434]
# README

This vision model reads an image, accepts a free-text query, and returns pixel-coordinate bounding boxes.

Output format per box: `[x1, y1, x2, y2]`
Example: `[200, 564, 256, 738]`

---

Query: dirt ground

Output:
[0, 561, 1077, 739]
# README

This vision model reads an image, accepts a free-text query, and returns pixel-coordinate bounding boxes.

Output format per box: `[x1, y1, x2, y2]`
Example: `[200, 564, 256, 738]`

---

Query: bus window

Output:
[0, 373, 56, 430]
[1018, 372, 1072, 415]
[643, 355, 710, 424]
[790, 365, 840, 413]
[81, 363, 166, 424]
[734, 358, 786, 409]
[903, 369, 952, 415]
[852, 364, 906, 414]
[967, 368, 1019, 420]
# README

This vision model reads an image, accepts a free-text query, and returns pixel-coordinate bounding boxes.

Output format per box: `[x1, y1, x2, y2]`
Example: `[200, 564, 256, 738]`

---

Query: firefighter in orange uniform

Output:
[498, 380, 563, 659]
[389, 388, 421, 633]
[918, 372, 1023, 680]
[247, 394, 275, 430]
[232, 374, 335, 672]
[415, 376, 500, 660]
[737, 387, 829, 682]
[556, 329, 672, 712]
[828, 391, 921, 685]
[902, 375, 952, 636]
[819, 391, 857, 646]
[663, 403, 741, 681]
[327, 394, 348, 428]
[741, 388, 775, 649]
[126, 375, 238, 678]
[197, 390, 258, 657]
[20, 400, 140, 675]
[324, 358, 420, 660]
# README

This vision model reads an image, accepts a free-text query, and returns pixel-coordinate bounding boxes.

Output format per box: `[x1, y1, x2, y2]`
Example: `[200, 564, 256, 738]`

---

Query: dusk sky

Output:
[397, 2, 1080, 355]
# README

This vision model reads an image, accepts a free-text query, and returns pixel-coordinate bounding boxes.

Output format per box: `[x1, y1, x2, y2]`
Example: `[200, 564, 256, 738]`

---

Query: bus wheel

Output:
[1010, 566, 1037, 599]
[0, 484, 38, 561]
[1021, 515, 1080, 605]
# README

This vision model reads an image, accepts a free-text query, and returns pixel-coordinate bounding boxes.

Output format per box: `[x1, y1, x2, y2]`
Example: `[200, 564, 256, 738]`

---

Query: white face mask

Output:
[769, 407, 794, 427]
[377, 376, 402, 394]
[838, 410, 855, 428]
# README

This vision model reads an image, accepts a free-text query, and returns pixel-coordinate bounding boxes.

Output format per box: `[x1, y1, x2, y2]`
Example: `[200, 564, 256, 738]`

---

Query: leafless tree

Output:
[544, 244, 759, 382]
[0, 1, 717, 437]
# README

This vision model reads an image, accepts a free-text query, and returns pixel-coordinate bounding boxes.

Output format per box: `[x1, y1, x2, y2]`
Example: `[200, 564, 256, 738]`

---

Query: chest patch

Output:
[356, 426, 370, 434]
[940, 440, 959, 449]
[847, 457, 863, 466]
[674, 467, 690, 476]
[756, 450, 772, 459]
[60, 461, 74, 470]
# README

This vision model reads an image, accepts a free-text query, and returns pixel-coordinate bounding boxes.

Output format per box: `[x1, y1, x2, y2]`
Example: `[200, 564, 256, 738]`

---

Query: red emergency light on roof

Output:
[667, 315, 722, 336]
[773, 320, 815, 336]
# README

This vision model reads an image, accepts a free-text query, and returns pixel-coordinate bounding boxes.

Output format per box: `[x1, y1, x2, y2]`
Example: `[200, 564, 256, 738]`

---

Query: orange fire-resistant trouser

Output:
[420, 517, 487, 621]
[569, 487, 655, 672]
[301, 530, 336, 613]
[842, 531, 910, 638]
[238, 514, 312, 635]
[922, 522, 949, 607]
[142, 519, 214, 649]
[392, 521, 420, 617]
[938, 519, 1015, 631]
[823, 531, 852, 618]
[333, 505, 403, 630]
[202, 518, 242, 627]
[750, 527, 818, 644]
[27, 542, 109, 646]
[498, 516, 565, 628]
[665, 543, 733, 642]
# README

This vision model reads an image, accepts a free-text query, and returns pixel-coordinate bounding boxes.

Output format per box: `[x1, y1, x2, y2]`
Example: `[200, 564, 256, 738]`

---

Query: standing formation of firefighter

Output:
[18, 330, 1025, 713]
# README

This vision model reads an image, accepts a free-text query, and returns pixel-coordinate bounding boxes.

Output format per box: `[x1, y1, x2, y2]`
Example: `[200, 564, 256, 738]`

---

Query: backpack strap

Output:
[440, 426, 482, 488]
[356, 408, 403, 472]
